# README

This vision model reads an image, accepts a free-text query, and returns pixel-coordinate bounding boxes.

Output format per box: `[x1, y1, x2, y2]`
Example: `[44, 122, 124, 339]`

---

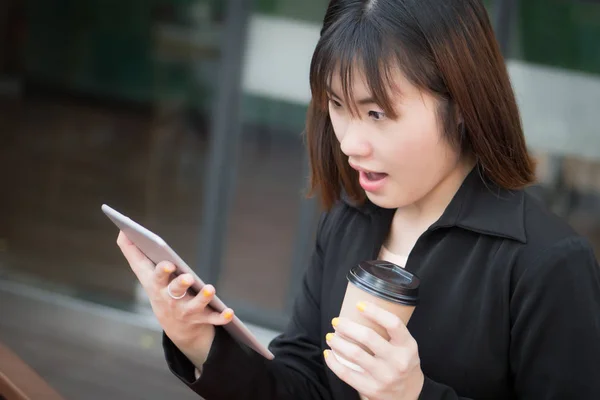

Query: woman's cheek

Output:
[329, 113, 347, 142]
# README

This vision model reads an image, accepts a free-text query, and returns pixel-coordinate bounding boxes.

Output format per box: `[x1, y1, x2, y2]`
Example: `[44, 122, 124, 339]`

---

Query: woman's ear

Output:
[456, 109, 464, 135]
[453, 104, 466, 143]
[454, 104, 464, 126]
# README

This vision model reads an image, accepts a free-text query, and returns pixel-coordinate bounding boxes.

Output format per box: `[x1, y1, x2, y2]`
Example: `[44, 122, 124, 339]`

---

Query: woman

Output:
[117, 0, 600, 399]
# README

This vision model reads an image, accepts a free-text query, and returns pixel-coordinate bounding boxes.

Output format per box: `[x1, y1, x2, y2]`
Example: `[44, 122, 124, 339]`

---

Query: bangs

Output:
[310, 13, 408, 120]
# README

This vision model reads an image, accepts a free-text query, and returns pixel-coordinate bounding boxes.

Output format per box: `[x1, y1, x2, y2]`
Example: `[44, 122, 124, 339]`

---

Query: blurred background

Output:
[0, 0, 598, 398]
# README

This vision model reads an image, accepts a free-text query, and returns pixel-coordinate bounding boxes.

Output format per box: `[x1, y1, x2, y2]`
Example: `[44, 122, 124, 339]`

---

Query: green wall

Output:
[518, 0, 600, 75]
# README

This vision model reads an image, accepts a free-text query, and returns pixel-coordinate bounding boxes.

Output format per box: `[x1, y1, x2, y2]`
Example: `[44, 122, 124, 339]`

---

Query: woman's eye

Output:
[328, 99, 342, 108]
[368, 110, 386, 121]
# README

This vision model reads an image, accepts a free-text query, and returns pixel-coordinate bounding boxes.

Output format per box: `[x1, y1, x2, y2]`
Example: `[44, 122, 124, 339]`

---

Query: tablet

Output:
[101, 204, 275, 360]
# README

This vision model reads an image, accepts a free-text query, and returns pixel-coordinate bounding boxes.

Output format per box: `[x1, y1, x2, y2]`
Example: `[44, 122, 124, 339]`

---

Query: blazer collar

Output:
[341, 166, 527, 243]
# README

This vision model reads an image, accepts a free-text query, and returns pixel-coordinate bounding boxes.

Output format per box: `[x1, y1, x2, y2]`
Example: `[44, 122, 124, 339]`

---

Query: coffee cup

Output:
[333, 260, 420, 372]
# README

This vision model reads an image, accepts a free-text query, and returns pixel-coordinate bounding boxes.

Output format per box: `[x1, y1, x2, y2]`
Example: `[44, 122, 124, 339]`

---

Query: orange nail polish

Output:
[323, 349, 330, 359]
[357, 301, 366, 312]
[224, 309, 234, 319]
[326, 333, 334, 342]
[332, 317, 339, 327]
[163, 265, 174, 273]
[202, 287, 213, 297]
[182, 276, 193, 285]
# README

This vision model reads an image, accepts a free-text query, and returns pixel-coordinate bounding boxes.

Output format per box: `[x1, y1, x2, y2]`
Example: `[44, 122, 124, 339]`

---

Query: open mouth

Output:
[357, 170, 388, 192]
[364, 171, 388, 181]
[349, 161, 389, 191]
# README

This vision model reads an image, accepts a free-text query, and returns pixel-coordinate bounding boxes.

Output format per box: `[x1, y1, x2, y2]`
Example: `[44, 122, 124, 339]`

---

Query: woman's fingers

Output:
[138, 255, 233, 328]
[186, 284, 216, 310]
[165, 273, 194, 300]
[155, 261, 176, 287]
[116, 231, 154, 285]
[204, 308, 235, 326]
[184, 285, 234, 326]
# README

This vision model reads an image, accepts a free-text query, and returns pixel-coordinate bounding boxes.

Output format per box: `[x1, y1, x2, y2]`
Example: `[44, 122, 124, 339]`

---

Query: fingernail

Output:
[332, 317, 339, 327]
[323, 349, 330, 359]
[357, 301, 366, 312]
[326, 333, 334, 342]
[224, 309, 234, 320]
[202, 287, 213, 297]
[182, 276, 193, 285]
[163, 264, 175, 273]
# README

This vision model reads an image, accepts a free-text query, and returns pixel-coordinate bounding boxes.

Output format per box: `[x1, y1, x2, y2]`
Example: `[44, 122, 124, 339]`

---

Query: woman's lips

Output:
[358, 170, 388, 192]
[348, 162, 388, 192]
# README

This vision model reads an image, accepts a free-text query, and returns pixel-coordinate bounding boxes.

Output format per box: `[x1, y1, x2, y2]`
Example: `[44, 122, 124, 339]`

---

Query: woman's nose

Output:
[339, 121, 372, 158]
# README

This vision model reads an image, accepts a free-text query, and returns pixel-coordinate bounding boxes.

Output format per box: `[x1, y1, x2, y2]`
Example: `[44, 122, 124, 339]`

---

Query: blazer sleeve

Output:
[163, 211, 334, 400]
[509, 236, 600, 399]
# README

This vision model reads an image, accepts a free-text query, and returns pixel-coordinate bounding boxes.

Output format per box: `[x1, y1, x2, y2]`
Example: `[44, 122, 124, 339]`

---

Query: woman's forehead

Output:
[326, 63, 408, 100]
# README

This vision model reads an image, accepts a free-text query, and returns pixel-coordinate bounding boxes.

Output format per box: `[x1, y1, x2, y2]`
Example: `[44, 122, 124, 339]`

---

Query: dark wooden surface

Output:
[0, 340, 64, 400]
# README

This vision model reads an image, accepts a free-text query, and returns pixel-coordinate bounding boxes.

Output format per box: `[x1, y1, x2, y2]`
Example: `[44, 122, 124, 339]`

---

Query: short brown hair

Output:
[305, 0, 536, 210]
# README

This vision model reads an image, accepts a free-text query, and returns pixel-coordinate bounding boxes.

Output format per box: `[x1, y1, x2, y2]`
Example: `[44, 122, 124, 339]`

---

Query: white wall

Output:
[508, 61, 600, 161]
[242, 14, 319, 104]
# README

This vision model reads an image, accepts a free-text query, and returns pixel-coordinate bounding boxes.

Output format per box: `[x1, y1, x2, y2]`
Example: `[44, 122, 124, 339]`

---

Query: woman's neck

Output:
[385, 158, 475, 256]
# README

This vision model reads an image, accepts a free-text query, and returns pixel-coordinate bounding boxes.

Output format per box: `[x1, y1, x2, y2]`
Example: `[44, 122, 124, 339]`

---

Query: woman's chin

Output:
[364, 191, 406, 210]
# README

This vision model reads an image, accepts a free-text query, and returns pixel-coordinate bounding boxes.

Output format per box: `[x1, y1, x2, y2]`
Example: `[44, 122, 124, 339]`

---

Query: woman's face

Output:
[327, 68, 465, 210]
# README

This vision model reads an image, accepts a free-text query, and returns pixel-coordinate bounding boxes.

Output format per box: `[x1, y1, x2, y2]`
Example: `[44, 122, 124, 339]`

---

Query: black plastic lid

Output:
[347, 260, 420, 306]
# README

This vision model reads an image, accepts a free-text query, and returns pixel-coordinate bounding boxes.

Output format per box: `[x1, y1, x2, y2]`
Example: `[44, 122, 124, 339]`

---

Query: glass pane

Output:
[0, 0, 226, 308]
[508, 0, 600, 259]
[217, 1, 326, 321]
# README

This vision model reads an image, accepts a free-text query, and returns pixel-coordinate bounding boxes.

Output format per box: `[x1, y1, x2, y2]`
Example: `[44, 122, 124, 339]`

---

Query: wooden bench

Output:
[0, 341, 64, 400]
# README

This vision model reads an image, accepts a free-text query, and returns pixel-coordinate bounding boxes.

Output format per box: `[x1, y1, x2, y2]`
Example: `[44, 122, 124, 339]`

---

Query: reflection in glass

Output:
[0, 0, 225, 307]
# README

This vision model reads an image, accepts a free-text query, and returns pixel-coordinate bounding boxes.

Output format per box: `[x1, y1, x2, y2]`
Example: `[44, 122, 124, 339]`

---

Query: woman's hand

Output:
[324, 302, 425, 400]
[116, 231, 234, 366]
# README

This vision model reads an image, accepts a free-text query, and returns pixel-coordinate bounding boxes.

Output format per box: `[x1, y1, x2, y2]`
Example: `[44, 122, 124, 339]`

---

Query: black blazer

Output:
[164, 168, 600, 399]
